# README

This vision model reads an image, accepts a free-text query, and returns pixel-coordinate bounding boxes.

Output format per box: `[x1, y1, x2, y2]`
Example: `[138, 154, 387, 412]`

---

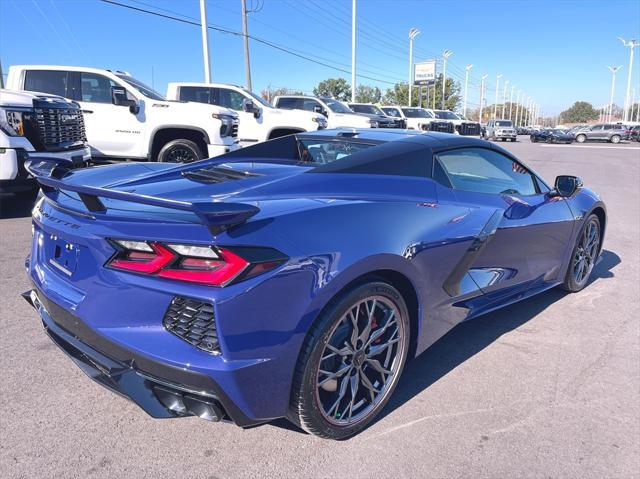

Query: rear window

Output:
[24, 70, 72, 98]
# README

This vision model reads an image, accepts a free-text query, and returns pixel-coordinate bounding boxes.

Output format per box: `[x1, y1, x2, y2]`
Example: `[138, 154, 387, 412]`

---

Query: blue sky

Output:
[1, 0, 639, 115]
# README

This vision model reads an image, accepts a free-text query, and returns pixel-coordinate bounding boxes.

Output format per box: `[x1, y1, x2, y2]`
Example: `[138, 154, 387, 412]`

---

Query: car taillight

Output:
[106, 239, 286, 286]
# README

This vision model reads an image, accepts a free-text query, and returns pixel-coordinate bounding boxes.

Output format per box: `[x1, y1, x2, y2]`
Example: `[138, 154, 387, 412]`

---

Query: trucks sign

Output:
[414, 60, 436, 85]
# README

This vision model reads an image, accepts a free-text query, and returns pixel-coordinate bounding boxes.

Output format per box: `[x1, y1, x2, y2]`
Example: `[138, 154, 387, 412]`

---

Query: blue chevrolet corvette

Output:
[24, 129, 605, 439]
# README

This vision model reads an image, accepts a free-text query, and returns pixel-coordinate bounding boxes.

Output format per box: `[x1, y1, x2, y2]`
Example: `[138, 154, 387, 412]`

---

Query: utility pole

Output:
[501, 80, 509, 118]
[199, 0, 212, 82]
[607, 65, 622, 122]
[408, 28, 420, 106]
[463, 64, 473, 117]
[241, 0, 252, 90]
[515, 90, 521, 126]
[493, 73, 502, 118]
[0, 58, 5, 89]
[619, 38, 638, 121]
[441, 49, 453, 110]
[479, 74, 488, 123]
[351, 0, 356, 103]
[508, 85, 514, 120]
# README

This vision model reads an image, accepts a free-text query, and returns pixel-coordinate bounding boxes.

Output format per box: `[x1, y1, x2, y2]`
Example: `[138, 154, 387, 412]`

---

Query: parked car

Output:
[517, 126, 531, 135]
[273, 95, 371, 129]
[448, 111, 482, 136]
[347, 103, 398, 128]
[376, 107, 407, 129]
[380, 106, 433, 130]
[0, 89, 90, 194]
[629, 125, 640, 142]
[167, 82, 326, 147]
[574, 123, 628, 144]
[7, 65, 240, 163]
[25, 128, 606, 439]
[483, 119, 517, 141]
[530, 128, 575, 144]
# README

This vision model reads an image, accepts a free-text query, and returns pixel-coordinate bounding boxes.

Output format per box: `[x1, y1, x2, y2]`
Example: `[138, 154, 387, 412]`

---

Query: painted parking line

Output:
[538, 144, 640, 150]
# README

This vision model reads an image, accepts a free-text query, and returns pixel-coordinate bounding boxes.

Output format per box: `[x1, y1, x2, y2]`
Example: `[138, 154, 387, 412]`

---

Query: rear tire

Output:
[157, 139, 203, 163]
[288, 281, 410, 439]
[562, 214, 601, 292]
[576, 134, 586, 143]
[610, 135, 621, 144]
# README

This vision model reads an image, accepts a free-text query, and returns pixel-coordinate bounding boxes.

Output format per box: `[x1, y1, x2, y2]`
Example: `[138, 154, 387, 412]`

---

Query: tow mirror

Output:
[111, 86, 139, 114]
[553, 175, 583, 197]
[313, 105, 328, 117]
[243, 99, 261, 118]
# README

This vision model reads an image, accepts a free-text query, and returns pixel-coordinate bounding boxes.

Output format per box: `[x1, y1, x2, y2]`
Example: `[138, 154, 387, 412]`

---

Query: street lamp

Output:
[408, 28, 420, 107]
[441, 49, 453, 109]
[619, 38, 638, 121]
[508, 84, 515, 119]
[607, 65, 623, 122]
[479, 73, 488, 123]
[501, 80, 509, 118]
[493, 73, 502, 118]
[515, 90, 522, 126]
[463, 64, 473, 117]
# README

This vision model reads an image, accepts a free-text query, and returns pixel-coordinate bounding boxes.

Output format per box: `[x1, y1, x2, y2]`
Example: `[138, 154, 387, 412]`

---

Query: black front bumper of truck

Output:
[23, 287, 261, 428]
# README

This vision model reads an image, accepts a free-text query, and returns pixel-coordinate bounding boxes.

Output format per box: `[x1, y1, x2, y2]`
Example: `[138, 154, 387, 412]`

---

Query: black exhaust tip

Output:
[183, 395, 222, 422]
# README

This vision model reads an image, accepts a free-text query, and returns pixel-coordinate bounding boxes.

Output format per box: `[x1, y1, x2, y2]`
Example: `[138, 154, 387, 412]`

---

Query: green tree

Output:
[260, 85, 305, 102]
[354, 84, 382, 103]
[559, 101, 599, 123]
[382, 74, 461, 110]
[313, 78, 351, 101]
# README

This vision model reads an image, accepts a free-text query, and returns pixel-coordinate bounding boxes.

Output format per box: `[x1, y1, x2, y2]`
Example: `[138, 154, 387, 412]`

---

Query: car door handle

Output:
[82, 109, 94, 114]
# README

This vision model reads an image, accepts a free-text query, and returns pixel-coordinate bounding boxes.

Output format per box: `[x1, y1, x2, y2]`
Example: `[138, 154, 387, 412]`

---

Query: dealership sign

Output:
[414, 60, 436, 85]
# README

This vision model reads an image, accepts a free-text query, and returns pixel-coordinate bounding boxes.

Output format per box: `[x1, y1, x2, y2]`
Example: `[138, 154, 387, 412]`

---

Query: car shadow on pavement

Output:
[0, 190, 38, 219]
[269, 249, 620, 436]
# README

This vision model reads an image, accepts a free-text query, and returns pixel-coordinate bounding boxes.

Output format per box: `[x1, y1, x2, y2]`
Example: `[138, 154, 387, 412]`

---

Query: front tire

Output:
[610, 134, 621, 144]
[288, 281, 410, 439]
[157, 139, 203, 163]
[576, 134, 586, 143]
[562, 214, 601, 292]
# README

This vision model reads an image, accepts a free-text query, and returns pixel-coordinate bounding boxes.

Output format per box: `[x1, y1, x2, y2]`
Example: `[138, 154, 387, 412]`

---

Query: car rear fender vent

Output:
[182, 166, 260, 184]
[163, 296, 220, 354]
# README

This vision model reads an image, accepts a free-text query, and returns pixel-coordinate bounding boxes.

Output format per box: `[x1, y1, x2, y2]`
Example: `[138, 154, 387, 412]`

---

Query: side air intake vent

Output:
[163, 297, 220, 354]
[182, 166, 260, 184]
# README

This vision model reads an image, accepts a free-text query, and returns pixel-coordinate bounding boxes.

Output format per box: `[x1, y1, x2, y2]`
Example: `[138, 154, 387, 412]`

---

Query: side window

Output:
[80, 73, 116, 103]
[437, 147, 538, 196]
[179, 86, 214, 104]
[24, 70, 71, 98]
[301, 99, 321, 112]
[275, 97, 298, 109]
[603, 124, 615, 130]
[217, 88, 245, 111]
[591, 125, 603, 131]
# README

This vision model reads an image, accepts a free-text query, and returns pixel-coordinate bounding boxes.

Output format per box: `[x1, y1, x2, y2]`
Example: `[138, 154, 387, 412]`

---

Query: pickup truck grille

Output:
[429, 121, 455, 134]
[34, 107, 87, 152]
[458, 123, 481, 136]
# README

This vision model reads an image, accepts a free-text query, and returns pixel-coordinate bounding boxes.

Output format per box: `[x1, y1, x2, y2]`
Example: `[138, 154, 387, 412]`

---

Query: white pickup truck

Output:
[0, 89, 90, 194]
[167, 83, 327, 147]
[273, 95, 371, 129]
[7, 65, 240, 163]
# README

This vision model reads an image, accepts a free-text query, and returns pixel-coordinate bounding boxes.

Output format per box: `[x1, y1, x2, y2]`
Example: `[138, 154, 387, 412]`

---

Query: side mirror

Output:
[313, 105, 328, 117]
[111, 86, 139, 114]
[243, 99, 260, 118]
[553, 175, 583, 197]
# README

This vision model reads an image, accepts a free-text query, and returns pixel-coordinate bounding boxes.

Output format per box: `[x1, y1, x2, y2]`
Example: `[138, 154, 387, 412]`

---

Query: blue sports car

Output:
[24, 129, 606, 439]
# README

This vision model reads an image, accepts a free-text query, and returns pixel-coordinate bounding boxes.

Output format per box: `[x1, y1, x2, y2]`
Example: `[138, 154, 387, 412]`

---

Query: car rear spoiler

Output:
[33, 174, 260, 235]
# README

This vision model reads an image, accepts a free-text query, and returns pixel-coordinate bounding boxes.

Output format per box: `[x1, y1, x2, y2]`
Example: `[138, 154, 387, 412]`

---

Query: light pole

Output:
[493, 73, 502, 118]
[607, 65, 623, 121]
[479, 73, 488, 123]
[241, 0, 252, 90]
[199, 0, 212, 82]
[463, 64, 473, 117]
[515, 90, 521, 126]
[441, 49, 453, 109]
[619, 38, 638, 121]
[408, 28, 420, 107]
[501, 80, 509, 118]
[351, 0, 356, 103]
[508, 84, 515, 119]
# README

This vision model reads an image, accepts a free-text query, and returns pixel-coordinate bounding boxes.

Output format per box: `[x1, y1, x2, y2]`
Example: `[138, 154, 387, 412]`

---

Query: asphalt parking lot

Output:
[1, 139, 638, 478]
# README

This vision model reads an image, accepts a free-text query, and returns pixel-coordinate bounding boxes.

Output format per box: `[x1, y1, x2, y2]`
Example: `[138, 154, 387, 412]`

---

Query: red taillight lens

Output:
[106, 240, 284, 287]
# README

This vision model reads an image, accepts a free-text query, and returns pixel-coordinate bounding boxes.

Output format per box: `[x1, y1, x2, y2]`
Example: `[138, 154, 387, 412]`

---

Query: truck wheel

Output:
[610, 135, 621, 144]
[157, 139, 203, 163]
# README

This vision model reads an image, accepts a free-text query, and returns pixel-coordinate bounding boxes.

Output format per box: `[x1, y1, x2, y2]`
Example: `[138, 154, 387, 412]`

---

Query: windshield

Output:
[351, 104, 384, 115]
[243, 88, 272, 108]
[297, 138, 375, 164]
[324, 98, 354, 114]
[496, 120, 513, 127]
[116, 74, 165, 100]
[401, 108, 433, 118]
[434, 110, 460, 120]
